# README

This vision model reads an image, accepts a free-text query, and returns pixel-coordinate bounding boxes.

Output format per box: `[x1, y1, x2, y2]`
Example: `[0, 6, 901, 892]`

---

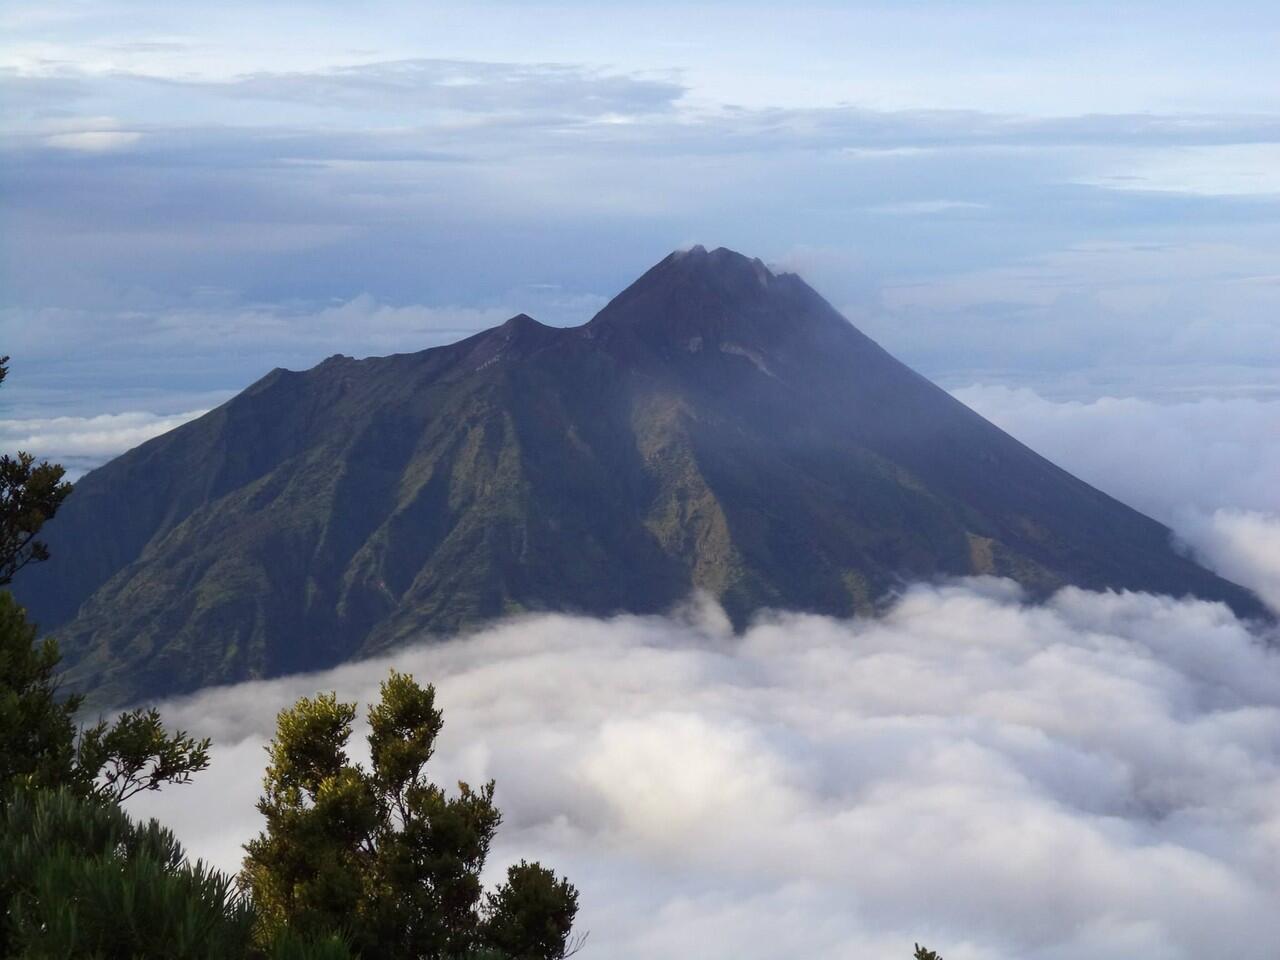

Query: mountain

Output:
[14, 246, 1267, 705]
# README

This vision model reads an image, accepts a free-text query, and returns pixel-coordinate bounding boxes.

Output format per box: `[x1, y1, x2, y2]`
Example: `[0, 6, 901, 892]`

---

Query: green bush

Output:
[242, 670, 579, 959]
[0, 785, 256, 958]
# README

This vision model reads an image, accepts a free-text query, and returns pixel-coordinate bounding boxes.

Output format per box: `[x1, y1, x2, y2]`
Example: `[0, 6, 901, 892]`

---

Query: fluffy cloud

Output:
[130, 584, 1280, 959]
[954, 386, 1280, 613]
[1176, 511, 1280, 613]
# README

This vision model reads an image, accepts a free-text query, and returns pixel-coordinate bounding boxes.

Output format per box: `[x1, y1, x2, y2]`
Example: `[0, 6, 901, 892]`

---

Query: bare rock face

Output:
[15, 246, 1267, 705]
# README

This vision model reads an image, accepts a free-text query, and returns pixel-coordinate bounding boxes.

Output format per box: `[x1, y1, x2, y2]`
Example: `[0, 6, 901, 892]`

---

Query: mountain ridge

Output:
[14, 246, 1268, 705]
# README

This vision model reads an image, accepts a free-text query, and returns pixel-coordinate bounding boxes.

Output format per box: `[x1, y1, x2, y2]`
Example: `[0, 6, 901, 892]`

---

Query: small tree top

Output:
[0, 357, 74, 586]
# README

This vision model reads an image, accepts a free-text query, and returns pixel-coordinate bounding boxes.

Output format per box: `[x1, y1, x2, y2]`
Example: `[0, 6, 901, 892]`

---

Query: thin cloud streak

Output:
[178, 58, 686, 117]
[13, 62, 1280, 149]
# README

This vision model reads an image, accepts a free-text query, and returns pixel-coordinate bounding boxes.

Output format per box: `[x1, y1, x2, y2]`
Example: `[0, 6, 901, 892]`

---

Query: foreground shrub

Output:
[242, 669, 580, 959]
[0, 785, 256, 958]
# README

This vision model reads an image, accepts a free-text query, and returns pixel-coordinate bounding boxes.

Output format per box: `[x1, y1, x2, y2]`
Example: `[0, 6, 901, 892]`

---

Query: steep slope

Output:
[15, 246, 1267, 705]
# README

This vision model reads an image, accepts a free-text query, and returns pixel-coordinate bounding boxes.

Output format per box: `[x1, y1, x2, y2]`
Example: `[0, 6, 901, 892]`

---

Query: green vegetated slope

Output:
[16, 247, 1267, 705]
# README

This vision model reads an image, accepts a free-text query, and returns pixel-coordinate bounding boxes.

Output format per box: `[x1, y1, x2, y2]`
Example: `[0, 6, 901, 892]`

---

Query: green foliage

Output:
[368, 669, 444, 803]
[0, 785, 257, 958]
[264, 929, 355, 960]
[1, 785, 354, 959]
[914, 945, 943, 960]
[0, 589, 211, 802]
[0, 356, 73, 586]
[78, 705, 212, 802]
[481, 861, 581, 960]
[242, 669, 579, 959]
[242, 691, 374, 945]
[0, 591, 82, 794]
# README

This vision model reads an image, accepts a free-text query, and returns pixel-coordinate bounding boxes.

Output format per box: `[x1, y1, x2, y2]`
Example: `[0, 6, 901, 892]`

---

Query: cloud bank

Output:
[130, 584, 1280, 959]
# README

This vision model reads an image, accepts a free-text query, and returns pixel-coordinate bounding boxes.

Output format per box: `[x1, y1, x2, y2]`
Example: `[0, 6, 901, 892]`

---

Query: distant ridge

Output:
[15, 246, 1267, 705]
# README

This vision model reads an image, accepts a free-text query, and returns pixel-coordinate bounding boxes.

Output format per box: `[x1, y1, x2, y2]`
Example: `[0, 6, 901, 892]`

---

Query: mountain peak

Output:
[651, 244, 778, 289]
[585, 246, 842, 356]
[497, 312, 549, 337]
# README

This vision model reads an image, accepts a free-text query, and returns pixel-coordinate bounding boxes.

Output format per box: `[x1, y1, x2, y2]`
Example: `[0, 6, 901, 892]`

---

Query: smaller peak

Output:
[501, 312, 544, 330]
[477, 312, 560, 356]
[708, 245, 753, 261]
[493, 313, 557, 349]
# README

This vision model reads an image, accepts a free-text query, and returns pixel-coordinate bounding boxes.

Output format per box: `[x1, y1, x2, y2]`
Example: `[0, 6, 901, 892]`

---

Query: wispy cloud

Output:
[867, 199, 988, 216]
[1078, 143, 1280, 197]
[181, 58, 686, 118]
[43, 128, 140, 151]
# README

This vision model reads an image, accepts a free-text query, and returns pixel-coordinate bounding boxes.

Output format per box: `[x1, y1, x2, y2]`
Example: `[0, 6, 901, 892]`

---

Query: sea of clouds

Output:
[132, 586, 1280, 959]
[118, 384, 1280, 960]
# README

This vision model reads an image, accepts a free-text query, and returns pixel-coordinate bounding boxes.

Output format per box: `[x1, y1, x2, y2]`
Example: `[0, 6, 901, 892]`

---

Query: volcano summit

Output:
[16, 246, 1266, 704]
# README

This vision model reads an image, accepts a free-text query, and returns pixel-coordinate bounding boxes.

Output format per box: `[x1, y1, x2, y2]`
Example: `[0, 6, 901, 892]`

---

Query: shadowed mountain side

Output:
[14, 246, 1268, 705]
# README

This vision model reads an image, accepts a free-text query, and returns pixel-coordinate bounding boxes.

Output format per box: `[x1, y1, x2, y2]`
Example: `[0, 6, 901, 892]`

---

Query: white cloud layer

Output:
[1177, 511, 1280, 614]
[130, 584, 1280, 959]
[0, 408, 207, 459]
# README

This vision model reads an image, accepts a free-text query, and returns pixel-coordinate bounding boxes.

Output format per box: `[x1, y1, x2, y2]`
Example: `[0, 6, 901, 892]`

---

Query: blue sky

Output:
[3, 0, 1280, 442]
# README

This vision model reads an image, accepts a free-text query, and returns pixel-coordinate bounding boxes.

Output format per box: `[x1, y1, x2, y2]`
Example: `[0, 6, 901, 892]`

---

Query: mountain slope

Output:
[15, 246, 1267, 705]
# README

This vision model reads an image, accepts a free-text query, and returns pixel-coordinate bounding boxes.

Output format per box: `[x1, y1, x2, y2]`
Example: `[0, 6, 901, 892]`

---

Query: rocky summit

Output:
[15, 246, 1267, 705]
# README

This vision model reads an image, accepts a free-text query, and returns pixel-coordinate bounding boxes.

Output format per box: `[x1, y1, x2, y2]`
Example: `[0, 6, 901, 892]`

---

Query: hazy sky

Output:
[3, 0, 1280, 439]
